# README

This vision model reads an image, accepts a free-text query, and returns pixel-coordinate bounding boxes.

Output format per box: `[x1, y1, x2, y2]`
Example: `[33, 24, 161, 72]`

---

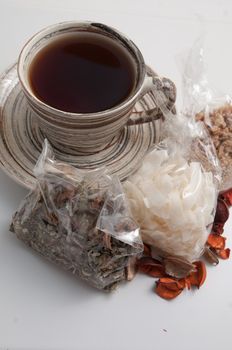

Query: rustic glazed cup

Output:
[18, 21, 176, 154]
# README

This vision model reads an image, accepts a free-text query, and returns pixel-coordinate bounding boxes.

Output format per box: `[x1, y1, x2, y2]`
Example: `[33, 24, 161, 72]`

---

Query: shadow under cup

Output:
[17, 21, 169, 154]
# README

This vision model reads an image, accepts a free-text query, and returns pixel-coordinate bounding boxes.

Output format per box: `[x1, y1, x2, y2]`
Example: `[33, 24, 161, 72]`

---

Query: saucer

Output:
[0, 64, 162, 189]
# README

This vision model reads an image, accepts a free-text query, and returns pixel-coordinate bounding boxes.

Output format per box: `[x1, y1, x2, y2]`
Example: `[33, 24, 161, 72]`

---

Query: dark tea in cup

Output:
[18, 21, 176, 153]
[28, 32, 136, 113]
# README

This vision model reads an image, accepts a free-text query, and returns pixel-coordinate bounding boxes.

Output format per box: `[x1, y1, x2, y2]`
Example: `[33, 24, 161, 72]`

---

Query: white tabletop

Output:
[1, 1, 232, 349]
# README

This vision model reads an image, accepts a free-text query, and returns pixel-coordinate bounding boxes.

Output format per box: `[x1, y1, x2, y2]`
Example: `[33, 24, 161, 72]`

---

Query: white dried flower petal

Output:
[124, 148, 216, 262]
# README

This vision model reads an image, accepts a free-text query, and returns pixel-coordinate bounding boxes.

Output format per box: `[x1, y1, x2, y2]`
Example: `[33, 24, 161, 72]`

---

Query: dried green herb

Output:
[10, 141, 143, 291]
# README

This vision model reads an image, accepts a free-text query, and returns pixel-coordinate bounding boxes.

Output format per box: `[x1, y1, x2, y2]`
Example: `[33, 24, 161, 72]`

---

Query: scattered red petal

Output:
[186, 261, 207, 288]
[176, 278, 186, 290]
[155, 279, 184, 300]
[137, 257, 166, 278]
[212, 222, 224, 235]
[216, 248, 231, 260]
[158, 277, 185, 291]
[220, 188, 232, 207]
[139, 264, 166, 278]
[194, 261, 207, 287]
[207, 234, 226, 250]
[214, 199, 229, 224]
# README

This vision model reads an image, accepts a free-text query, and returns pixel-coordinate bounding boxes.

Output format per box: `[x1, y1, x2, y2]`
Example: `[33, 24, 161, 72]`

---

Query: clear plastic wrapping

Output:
[124, 41, 221, 264]
[10, 140, 143, 291]
[124, 140, 218, 263]
[180, 39, 232, 191]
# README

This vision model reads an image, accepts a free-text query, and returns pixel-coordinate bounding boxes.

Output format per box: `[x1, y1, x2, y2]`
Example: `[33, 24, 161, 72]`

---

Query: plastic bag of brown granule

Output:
[196, 104, 232, 191]
[178, 38, 231, 191]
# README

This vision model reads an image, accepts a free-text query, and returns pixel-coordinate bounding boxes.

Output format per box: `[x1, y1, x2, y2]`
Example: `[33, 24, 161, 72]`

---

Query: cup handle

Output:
[127, 68, 176, 126]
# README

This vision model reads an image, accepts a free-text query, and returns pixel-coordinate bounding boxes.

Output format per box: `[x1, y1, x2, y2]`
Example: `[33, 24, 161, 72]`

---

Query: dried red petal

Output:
[139, 264, 166, 278]
[176, 278, 186, 290]
[216, 248, 231, 260]
[212, 222, 224, 235]
[137, 257, 166, 278]
[155, 281, 183, 300]
[214, 198, 229, 224]
[207, 234, 226, 250]
[195, 261, 207, 287]
[158, 277, 185, 291]
[187, 261, 207, 288]
[220, 188, 232, 207]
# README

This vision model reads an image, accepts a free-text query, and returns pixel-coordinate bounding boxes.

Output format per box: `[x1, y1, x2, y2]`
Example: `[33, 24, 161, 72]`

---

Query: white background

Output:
[0, 1, 232, 349]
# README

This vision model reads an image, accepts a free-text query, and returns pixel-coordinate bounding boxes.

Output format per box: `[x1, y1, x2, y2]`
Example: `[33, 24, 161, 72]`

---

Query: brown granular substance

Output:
[196, 105, 232, 190]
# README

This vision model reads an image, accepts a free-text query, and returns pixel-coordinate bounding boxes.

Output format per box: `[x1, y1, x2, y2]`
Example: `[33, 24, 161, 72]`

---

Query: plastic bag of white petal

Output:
[124, 40, 221, 271]
[124, 140, 218, 265]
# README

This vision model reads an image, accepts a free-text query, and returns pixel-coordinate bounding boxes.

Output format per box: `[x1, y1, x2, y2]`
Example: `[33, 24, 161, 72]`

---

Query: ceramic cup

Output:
[18, 21, 176, 154]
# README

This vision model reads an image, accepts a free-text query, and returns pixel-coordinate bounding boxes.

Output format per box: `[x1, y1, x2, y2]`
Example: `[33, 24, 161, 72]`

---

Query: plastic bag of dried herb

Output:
[10, 140, 143, 291]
